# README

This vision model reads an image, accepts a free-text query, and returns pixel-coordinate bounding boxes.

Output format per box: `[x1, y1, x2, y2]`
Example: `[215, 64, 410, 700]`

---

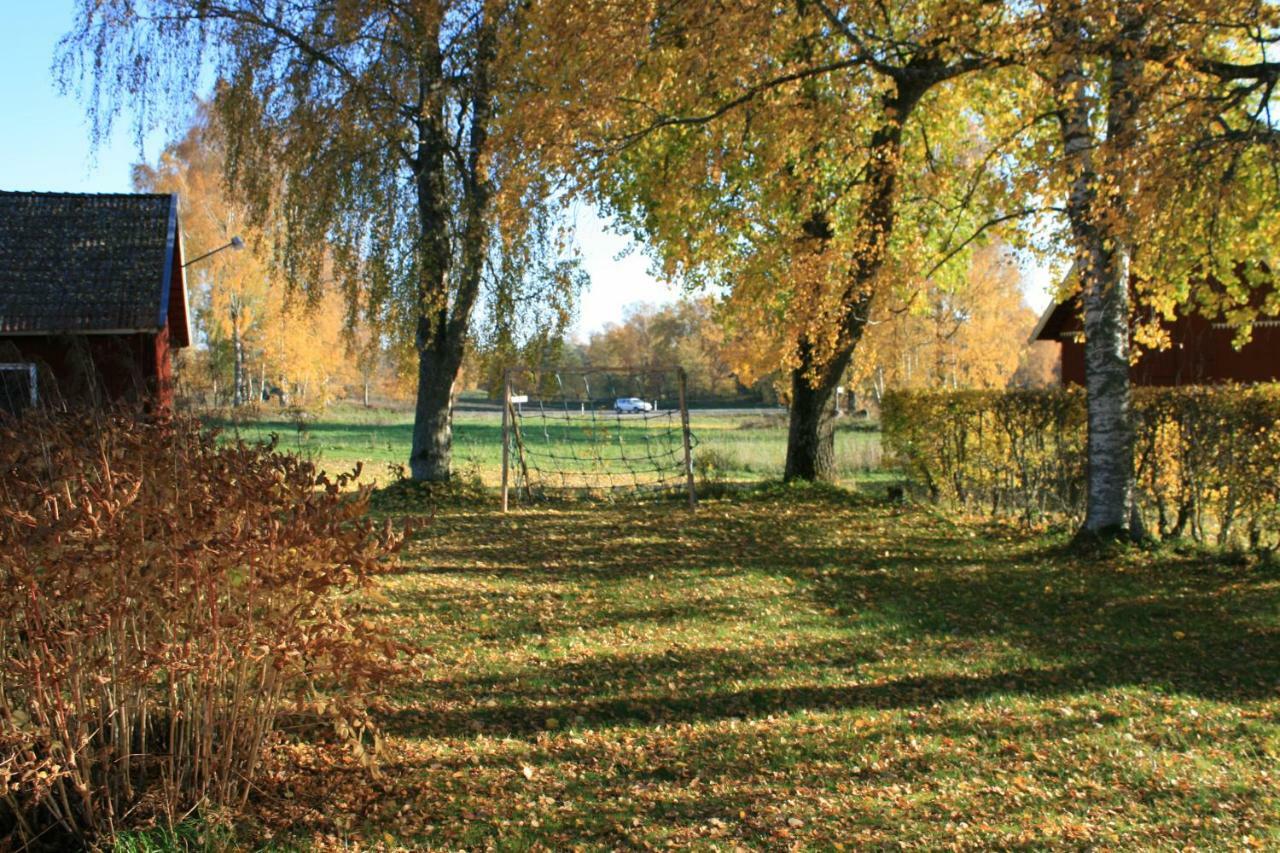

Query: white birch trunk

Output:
[1056, 12, 1147, 540]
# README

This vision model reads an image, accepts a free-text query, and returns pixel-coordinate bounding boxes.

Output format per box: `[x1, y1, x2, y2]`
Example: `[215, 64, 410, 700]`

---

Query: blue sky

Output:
[0, 2, 1049, 335]
[0, 2, 164, 193]
[0, 1, 673, 335]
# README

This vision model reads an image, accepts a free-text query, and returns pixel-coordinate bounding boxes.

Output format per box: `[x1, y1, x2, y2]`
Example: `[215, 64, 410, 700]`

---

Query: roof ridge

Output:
[0, 190, 173, 200]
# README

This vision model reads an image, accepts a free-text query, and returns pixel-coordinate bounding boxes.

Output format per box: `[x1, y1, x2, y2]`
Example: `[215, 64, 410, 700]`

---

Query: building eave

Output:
[158, 194, 177, 330]
[0, 327, 164, 337]
[1028, 300, 1060, 344]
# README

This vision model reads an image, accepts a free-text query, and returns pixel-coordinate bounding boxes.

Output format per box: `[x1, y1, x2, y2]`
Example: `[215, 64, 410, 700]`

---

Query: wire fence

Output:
[506, 367, 697, 502]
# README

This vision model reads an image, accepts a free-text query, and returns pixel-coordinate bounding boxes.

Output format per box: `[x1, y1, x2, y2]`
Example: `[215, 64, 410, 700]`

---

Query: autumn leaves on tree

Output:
[61, 1, 1278, 539]
[63, 1, 577, 481]
[515, 0, 1277, 534]
[515, 0, 1033, 481]
[134, 111, 367, 407]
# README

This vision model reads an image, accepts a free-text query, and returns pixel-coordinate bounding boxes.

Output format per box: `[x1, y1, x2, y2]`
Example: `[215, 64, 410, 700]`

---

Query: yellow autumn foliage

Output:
[884, 386, 1280, 549]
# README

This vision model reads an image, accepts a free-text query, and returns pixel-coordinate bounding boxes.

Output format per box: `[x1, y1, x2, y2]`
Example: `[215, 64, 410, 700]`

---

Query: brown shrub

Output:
[0, 409, 408, 848]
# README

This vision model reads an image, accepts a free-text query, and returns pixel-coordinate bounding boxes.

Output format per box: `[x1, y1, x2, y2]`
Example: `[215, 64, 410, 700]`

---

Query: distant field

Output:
[205, 402, 886, 489]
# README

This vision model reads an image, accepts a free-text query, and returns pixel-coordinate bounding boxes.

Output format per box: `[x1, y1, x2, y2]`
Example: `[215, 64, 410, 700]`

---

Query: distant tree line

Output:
[466, 242, 1057, 409]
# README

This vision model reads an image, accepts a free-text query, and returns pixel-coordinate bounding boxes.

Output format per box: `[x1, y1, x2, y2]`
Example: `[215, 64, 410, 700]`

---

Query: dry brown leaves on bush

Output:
[0, 408, 418, 849]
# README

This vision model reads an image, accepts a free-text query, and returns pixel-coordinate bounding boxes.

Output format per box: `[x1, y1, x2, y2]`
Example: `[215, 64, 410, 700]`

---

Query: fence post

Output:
[678, 367, 697, 510]
[501, 369, 511, 513]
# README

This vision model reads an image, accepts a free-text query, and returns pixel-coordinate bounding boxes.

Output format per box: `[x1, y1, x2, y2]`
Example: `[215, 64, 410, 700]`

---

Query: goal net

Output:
[502, 366, 697, 506]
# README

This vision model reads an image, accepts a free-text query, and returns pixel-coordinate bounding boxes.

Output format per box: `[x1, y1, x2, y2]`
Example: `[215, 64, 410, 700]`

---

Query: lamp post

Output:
[183, 235, 245, 268]
[181, 235, 246, 406]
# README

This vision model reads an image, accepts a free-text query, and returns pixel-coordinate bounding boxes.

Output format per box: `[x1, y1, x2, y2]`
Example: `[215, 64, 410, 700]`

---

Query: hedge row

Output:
[882, 385, 1280, 549]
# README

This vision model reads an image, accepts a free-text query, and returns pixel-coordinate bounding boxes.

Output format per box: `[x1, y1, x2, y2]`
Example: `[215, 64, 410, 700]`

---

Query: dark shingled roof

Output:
[0, 191, 179, 335]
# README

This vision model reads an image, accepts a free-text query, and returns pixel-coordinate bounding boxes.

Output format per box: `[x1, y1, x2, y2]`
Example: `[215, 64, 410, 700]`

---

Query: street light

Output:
[183, 235, 245, 268]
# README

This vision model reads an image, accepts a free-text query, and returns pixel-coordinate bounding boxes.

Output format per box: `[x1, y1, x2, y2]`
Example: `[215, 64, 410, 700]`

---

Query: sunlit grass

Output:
[205, 403, 886, 488]
[240, 485, 1280, 850]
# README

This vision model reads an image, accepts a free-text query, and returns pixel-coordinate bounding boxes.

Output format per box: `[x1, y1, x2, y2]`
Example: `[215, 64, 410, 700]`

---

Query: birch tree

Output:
[1021, 0, 1280, 539]
[61, 0, 576, 480]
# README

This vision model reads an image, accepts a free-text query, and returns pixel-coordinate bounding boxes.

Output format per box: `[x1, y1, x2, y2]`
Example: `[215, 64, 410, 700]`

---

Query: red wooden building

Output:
[1032, 288, 1280, 386]
[0, 192, 190, 412]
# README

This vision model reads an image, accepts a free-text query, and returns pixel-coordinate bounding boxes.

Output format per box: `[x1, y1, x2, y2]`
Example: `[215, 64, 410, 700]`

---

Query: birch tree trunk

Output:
[408, 67, 460, 481]
[1056, 12, 1147, 541]
[411, 332, 460, 481]
[230, 299, 246, 407]
[1077, 228, 1136, 538]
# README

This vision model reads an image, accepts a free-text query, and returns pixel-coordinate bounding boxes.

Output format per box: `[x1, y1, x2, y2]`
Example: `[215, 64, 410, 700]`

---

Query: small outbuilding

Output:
[0, 191, 190, 413]
[1032, 285, 1280, 387]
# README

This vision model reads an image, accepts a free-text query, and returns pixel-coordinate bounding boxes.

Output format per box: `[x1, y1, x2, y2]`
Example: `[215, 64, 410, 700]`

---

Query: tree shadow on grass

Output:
[384, 622, 1280, 742]
[410, 496, 949, 582]
[389, 582, 746, 642]
[254, 494, 1280, 849]
[803, 545, 1280, 700]
[387, 495, 1280, 742]
[268, 668, 1276, 850]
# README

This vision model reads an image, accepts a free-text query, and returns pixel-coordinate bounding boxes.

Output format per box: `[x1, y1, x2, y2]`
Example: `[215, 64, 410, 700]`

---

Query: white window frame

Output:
[0, 362, 38, 409]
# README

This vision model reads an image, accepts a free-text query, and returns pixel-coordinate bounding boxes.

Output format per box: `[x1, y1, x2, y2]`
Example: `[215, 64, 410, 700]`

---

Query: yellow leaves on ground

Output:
[225, 483, 1280, 849]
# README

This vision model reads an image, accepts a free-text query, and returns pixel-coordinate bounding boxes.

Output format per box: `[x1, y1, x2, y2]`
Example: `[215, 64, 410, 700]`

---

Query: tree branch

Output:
[603, 57, 869, 150]
[925, 207, 1061, 279]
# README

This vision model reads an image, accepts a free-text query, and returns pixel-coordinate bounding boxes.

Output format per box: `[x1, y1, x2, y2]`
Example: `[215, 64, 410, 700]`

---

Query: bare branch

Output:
[925, 207, 1061, 279]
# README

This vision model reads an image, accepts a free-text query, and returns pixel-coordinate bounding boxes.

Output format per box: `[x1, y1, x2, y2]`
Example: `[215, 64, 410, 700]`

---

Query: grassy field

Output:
[208, 403, 886, 489]
[175, 407, 1280, 849]
[214, 484, 1280, 850]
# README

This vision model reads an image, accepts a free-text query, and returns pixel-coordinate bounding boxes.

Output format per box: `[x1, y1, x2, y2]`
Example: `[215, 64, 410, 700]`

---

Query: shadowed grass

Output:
[242, 485, 1280, 850]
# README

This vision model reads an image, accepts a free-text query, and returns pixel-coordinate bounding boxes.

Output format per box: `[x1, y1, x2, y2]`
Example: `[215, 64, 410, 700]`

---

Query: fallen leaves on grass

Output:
[238, 488, 1280, 850]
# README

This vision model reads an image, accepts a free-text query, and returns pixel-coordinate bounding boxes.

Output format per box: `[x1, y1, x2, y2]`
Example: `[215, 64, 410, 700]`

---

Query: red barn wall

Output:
[153, 325, 174, 409]
[0, 333, 167, 407]
[1058, 320, 1280, 386]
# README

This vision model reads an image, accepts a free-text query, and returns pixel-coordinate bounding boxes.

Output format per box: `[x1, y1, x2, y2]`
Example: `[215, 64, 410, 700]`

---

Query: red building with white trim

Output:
[0, 192, 190, 412]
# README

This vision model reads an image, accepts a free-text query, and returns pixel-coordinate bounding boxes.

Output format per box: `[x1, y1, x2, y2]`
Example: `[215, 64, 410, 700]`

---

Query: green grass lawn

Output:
[235, 485, 1280, 850]
[207, 404, 885, 489]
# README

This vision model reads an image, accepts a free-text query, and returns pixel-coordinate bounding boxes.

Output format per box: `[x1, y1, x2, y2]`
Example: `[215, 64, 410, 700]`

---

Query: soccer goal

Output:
[500, 365, 697, 509]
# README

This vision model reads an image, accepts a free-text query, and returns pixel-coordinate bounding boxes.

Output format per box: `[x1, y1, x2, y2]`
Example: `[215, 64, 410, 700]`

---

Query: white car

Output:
[614, 396, 654, 414]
